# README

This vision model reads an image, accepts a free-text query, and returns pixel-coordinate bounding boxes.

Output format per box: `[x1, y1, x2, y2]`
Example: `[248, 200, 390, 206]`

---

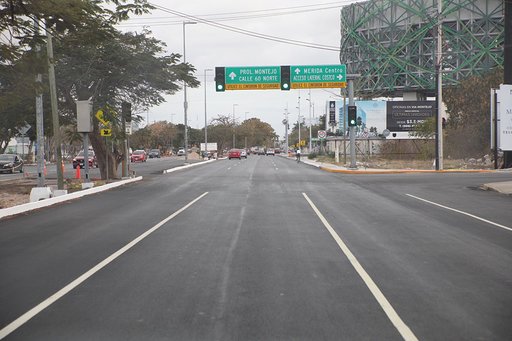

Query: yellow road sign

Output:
[100, 128, 112, 136]
[95, 109, 109, 125]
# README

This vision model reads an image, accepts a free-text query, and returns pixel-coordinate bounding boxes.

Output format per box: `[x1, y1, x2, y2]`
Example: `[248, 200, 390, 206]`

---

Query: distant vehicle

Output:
[72, 150, 98, 169]
[266, 148, 275, 156]
[275, 148, 281, 154]
[148, 149, 161, 158]
[240, 149, 247, 158]
[228, 149, 242, 160]
[257, 149, 266, 155]
[177, 148, 186, 156]
[131, 150, 147, 162]
[0, 154, 24, 173]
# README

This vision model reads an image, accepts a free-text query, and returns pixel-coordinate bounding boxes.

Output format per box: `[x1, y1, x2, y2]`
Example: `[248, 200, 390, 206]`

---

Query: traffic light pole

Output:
[348, 78, 357, 169]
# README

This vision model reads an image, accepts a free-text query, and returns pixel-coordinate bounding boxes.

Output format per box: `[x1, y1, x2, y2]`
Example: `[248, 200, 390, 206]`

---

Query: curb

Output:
[0, 176, 143, 220]
[318, 167, 495, 174]
[163, 158, 217, 174]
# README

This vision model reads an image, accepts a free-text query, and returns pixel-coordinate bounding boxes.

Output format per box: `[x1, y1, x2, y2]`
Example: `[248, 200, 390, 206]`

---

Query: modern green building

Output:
[339, 0, 504, 98]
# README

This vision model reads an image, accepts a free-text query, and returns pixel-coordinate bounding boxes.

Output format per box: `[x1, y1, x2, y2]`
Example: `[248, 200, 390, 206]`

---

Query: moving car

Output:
[148, 149, 161, 158]
[131, 149, 147, 162]
[177, 148, 186, 156]
[0, 154, 23, 173]
[72, 150, 98, 169]
[266, 148, 275, 156]
[240, 149, 247, 158]
[228, 149, 241, 160]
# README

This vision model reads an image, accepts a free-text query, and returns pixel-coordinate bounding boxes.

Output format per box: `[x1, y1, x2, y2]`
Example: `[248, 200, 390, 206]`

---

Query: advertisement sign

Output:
[386, 101, 435, 132]
[338, 101, 387, 138]
[328, 101, 336, 124]
[498, 84, 512, 151]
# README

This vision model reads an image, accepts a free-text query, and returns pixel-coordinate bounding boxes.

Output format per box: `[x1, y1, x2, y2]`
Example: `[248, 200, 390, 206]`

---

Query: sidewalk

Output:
[293, 156, 512, 195]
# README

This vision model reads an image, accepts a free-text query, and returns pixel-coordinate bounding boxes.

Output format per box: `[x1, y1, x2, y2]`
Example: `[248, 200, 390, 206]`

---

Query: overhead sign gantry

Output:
[215, 64, 346, 91]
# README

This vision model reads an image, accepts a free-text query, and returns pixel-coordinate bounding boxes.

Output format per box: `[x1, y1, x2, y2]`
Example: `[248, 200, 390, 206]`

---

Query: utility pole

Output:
[34, 19, 45, 188]
[503, 0, 512, 167]
[435, 0, 444, 170]
[46, 26, 64, 190]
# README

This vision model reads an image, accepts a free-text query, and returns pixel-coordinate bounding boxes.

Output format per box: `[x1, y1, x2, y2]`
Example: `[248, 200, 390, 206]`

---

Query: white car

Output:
[240, 149, 247, 158]
[177, 149, 185, 156]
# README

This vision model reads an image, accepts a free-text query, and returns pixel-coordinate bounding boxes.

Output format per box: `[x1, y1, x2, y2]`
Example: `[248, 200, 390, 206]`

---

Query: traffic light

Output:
[215, 67, 225, 92]
[122, 101, 132, 122]
[348, 105, 357, 126]
[280, 65, 290, 91]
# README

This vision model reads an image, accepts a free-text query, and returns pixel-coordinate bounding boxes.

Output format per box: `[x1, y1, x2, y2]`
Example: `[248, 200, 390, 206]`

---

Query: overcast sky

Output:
[120, 1, 358, 139]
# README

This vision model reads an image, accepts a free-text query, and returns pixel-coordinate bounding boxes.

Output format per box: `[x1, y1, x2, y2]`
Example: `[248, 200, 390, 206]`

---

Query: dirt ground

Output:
[0, 179, 35, 209]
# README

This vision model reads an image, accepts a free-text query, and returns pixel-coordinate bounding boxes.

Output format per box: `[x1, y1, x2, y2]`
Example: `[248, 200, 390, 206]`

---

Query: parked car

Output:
[177, 148, 186, 156]
[72, 150, 98, 169]
[0, 154, 23, 173]
[240, 149, 247, 158]
[131, 149, 147, 162]
[228, 149, 242, 160]
[148, 149, 161, 158]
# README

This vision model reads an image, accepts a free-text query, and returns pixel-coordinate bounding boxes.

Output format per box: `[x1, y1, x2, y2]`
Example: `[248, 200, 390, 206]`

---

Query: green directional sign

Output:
[225, 66, 281, 90]
[290, 64, 347, 89]
[215, 64, 347, 91]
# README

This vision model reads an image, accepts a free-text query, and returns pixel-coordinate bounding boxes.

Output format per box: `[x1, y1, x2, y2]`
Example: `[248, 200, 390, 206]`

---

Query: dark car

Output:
[72, 150, 97, 169]
[228, 149, 241, 160]
[0, 154, 23, 173]
[148, 149, 161, 158]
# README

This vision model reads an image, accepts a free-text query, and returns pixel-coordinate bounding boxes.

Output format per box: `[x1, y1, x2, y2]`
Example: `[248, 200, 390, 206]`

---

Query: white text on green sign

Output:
[225, 66, 281, 90]
[291, 64, 346, 89]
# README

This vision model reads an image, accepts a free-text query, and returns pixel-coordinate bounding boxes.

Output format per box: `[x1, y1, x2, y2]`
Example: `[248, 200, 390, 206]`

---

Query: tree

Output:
[237, 118, 276, 148]
[0, 0, 154, 64]
[443, 68, 503, 158]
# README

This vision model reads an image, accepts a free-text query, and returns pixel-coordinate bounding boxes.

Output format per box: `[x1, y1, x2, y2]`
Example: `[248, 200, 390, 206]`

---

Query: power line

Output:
[146, 3, 343, 51]
[121, 3, 345, 26]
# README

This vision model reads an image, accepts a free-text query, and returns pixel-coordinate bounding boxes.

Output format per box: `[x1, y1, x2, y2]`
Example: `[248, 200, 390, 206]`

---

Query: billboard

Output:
[386, 101, 435, 132]
[338, 100, 387, 138]
[497, 84, 512, 151]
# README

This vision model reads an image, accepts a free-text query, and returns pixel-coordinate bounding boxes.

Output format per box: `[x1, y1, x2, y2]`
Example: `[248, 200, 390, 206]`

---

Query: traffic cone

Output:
[75, 165, 81, 179]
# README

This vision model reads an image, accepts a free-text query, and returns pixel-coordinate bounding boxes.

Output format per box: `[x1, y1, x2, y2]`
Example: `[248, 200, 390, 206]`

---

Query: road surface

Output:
[1, 155, 511, 340]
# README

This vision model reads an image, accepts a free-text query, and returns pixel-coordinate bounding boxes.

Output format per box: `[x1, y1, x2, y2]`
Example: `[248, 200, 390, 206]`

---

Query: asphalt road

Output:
[1, 155, 511, 340]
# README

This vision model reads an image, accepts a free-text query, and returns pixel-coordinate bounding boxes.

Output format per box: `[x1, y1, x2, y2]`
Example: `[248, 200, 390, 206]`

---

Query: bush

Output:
[308, 152, 317, 159]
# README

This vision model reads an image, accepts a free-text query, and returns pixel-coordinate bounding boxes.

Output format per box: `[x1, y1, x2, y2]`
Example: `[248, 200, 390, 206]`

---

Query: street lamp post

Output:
[183, 21, 196, 162]
[244, 112, 249, 150]
[306, 91, 312, 153]
[204, 68, 213, 156]
[232, 104, 238, 148]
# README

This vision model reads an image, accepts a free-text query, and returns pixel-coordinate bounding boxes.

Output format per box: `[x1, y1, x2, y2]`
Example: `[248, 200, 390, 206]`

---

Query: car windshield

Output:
[0, 154, 15, 161]
[150, 149, 159, 153]
[134, 150, 144, 154]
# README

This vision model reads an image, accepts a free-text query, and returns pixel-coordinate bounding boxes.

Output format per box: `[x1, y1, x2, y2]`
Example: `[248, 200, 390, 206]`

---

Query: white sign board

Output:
[498, 84, 512, 151]
[200, 142, 218, 151]
[76, 100, 93, 132]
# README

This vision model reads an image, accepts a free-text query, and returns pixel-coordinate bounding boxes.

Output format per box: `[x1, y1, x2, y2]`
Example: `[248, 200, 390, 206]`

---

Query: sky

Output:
[119, 1, 359, 140]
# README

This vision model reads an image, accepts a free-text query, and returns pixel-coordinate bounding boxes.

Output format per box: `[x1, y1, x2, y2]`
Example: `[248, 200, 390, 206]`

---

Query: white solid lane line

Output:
[303, 193, 418, 341]
[406, 194, 512, 232]
[0, 192, 209, 340]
